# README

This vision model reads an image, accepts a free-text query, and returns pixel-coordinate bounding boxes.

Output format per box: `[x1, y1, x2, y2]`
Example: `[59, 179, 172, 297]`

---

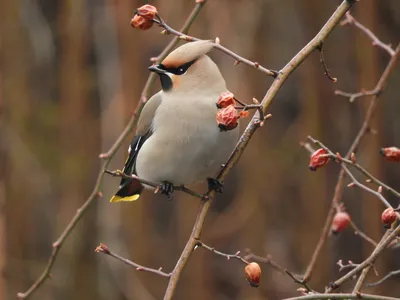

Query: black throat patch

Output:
[159, 74, 173, 91]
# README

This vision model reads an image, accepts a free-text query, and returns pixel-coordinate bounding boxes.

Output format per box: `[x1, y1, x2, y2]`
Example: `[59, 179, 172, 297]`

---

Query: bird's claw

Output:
[207, 178, 223, 193]
[158, 181, 174, 200]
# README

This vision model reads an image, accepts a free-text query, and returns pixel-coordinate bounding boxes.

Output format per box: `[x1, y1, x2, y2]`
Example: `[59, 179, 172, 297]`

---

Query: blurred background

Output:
[1, 0, 400, 299]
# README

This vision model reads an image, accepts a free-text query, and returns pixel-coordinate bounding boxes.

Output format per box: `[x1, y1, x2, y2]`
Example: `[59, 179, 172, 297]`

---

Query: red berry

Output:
[136, 5, 158, 20]
[130, 15, 153, 30]
[216, 105, 239, 131]
[245, 262, 261, 287]
[331, 211, 351, 234]
[380, 147, 400, 162]
[381, 208, 397, 228]
[216, 92, 235, 109]
[309, 148, 329, 171]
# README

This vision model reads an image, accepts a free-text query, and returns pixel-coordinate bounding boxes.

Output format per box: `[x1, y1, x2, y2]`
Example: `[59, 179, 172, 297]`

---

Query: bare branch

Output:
[196, 241, 249, 265]
[95, 244, 171, 278]
[334, 88, 379, 102]
[341, 12, 395, 56]
[318, 43, 337, 82]
[149, 14, 278, 78]
[367, 269, 400, 287]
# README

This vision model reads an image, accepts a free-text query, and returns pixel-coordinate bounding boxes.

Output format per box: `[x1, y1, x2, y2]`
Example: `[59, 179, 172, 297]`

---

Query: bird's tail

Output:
[110, 178, 144, 202]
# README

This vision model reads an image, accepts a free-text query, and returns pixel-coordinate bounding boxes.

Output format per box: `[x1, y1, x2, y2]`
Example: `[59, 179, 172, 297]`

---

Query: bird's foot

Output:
[207, 178, 223, 193]
[157, 181, 174, 200]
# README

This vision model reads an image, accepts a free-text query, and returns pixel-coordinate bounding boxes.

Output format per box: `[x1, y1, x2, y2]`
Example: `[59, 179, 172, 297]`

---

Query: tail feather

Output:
[110, 178, 143, 202]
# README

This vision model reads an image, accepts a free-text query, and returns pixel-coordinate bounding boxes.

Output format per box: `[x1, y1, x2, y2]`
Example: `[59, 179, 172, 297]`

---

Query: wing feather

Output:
[110, 92, 162, 202]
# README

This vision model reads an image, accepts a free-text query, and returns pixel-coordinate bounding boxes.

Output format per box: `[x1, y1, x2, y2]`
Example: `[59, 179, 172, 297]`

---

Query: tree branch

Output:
[341, 12, 395, 56]
[95, 243, 171, 277]
[367, 269, 400, 287]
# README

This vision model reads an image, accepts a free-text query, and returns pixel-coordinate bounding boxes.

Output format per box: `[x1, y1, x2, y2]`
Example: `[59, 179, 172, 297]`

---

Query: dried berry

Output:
[380, 147, 400, 162]
[136, 4, 158, 20]
[245, 262, 261, 287]
[216, 105, 239, 131]
[381, 208, 397, 228]
[217, 92, 235, 108]
[130, 15, 153, 30]
[130, 5, 157, 30]
[309, 148, 329, 171]
[331, 211, 351, 234]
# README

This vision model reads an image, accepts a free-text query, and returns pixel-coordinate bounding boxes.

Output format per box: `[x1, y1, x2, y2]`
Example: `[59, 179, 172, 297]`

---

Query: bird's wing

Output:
[110, 92, 162, 202]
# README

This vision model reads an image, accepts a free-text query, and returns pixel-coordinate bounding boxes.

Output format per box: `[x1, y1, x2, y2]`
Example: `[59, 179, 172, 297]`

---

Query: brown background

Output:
[1, 0, 400, 299]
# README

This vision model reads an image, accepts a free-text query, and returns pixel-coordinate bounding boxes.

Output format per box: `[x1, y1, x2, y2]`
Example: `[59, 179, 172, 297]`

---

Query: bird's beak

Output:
[148, 64, 166, 75]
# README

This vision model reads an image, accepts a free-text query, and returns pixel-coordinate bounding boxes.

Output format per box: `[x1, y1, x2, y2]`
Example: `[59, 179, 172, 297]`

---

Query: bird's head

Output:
[149, 40, 226, 93]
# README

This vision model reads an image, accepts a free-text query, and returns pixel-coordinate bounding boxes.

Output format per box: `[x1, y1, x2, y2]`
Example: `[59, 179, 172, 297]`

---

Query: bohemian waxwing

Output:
[110, 40, 239, 202]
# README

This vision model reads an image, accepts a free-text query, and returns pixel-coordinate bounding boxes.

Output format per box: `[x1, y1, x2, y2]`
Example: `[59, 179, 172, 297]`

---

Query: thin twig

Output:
[302, 43, 400, 283]
[367, 269, 400, 287]
[148, 13, 278, 78]
[16, 2, 207, 299]
[341, 12, 395, 57]
[96, 243, 171, 277]
[350, 221, 378, 247]
[196, 241, 249, 265]
[337, 259, 361, 272]
[334, 88, 379, 102]
[318, 43, 337, 82]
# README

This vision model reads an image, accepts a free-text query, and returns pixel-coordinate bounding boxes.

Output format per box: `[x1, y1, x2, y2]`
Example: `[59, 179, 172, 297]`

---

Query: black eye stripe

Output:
[160, 59, 197, 75]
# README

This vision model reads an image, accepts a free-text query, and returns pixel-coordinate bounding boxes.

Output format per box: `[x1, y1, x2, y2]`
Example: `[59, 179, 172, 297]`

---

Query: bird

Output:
[110, 40, 239, 202]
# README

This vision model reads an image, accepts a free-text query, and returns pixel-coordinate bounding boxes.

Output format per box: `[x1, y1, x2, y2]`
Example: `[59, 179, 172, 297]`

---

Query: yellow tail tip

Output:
[110, 194, 140, 203]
